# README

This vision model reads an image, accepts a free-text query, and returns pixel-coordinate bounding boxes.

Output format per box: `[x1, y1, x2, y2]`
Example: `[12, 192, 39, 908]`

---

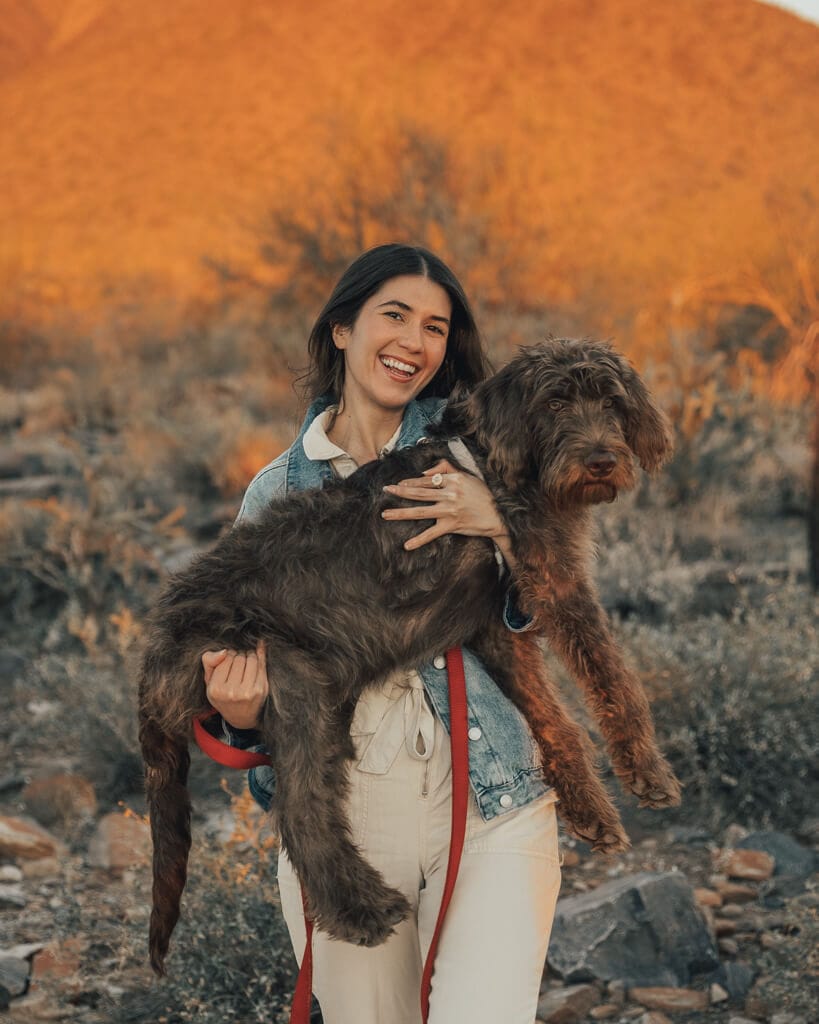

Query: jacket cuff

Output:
[502, 584, 535, 633]
[220, 718, 263, 749]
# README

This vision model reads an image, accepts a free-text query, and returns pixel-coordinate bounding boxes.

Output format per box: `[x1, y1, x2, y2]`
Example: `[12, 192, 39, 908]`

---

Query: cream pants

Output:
[276, 675, 561, 1024]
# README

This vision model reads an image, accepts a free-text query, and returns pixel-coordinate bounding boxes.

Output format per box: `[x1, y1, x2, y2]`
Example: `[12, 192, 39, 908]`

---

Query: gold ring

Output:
[430, 472, 445, 489]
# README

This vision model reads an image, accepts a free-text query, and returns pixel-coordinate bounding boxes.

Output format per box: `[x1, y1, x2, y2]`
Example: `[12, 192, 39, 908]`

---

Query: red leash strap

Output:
[420, 646, 469, 1021]
[192, 709, 272, 770]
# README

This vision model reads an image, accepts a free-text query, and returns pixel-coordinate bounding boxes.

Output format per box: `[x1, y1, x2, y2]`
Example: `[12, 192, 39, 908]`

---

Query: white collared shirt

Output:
[302, 406, 403, 479]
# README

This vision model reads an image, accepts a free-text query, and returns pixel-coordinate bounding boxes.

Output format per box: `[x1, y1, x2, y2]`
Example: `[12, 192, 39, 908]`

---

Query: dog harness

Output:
[193, 646, 469, 1024]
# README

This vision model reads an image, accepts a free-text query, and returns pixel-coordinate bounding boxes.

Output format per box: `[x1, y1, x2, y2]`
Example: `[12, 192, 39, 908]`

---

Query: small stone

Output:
[723, 849, 775, 881]
[770, 1016, 803, 1024]
[718, 938, 739, 955]
[694, 887, 722, 908]
[0, 816, 58, 860]
[714, 917, 737, 936]
[32, 937, 86, 980]
[536, 982, 600, 1022]
[714, 880, 758, 903]
[561, 849, 581, 867]
[621, 1008, 645, 1020]
[22, 774, 97, 829]
[727, 1018, 759, 1024]
[710, 982, 729, 1003]
[20, 856, 59, 880]
[737, 831, 816, 879]
[720, 903, 745, 918]
[637, 1014, 673, 1024]
[0, 866, 23, 883]
[723, 824, 749, 846]
[629, 986, 709, 1012]
[606, 979, 626, 1006]
[0, 885, 26, 909]
[87, 811, 151, 870]
[0, 957, 29, 997]
[590, 1005, 619, 1020]
[795, 816, 819, 845]
[759, 932, 783, 949]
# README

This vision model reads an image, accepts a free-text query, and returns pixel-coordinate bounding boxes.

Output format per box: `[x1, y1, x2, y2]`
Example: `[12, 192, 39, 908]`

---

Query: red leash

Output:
[193, 647, 469, 1024]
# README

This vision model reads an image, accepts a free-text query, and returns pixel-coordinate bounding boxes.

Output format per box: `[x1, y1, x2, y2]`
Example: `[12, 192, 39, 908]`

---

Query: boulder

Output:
[547, 872, 718, 987]
[22, 774, 97, 829]
[87, 811, 151, 870]
[0, 817, 58, 860]
[0, 957, 28, 997]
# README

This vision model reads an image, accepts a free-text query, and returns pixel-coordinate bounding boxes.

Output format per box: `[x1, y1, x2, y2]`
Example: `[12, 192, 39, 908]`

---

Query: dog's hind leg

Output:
[138, 707, 191, 975]
[472, 629, 630, 853]
[535, 580, 682, 809]
[266, 671, 411, 946]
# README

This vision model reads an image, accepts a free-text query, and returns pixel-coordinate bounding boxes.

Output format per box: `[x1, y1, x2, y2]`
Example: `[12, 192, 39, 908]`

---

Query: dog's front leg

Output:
[471, 629, 629, 853]
[536, 581, 682, 809]
[267, 681, 411, 946]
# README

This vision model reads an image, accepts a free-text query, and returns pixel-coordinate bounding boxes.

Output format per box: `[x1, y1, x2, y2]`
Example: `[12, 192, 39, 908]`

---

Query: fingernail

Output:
[383, 485, 395, 492]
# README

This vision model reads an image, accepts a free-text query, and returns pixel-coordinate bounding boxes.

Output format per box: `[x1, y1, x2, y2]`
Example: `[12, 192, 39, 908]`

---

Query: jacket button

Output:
[433, 655, 446, 670]
[468, 727, 482, 741]
[499, 794, 513, 808]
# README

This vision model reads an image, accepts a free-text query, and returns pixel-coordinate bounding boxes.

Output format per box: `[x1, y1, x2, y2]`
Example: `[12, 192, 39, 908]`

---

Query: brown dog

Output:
[138, 338, 682, 974]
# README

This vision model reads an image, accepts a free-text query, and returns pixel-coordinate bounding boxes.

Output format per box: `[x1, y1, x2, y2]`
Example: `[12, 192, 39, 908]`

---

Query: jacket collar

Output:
[285, 395, 446, 494]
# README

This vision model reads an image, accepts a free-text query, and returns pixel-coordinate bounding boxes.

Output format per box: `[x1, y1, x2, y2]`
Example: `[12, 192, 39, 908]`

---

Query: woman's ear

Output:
[331, 323, 348, 350]
[618, 361, 675, 473]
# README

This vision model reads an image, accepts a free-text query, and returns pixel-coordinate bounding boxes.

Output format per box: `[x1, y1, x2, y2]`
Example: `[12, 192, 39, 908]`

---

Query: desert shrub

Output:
[620, 581, 818, 832]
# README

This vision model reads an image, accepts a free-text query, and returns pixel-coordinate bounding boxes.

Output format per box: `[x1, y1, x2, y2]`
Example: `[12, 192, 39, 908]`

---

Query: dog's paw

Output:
[571, 818, 630, 855]
[325, 886, 411, 947]
[627, 756, 683, 809]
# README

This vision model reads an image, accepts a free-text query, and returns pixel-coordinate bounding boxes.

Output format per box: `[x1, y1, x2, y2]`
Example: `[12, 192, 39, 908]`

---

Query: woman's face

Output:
[332, 275, 451, 415]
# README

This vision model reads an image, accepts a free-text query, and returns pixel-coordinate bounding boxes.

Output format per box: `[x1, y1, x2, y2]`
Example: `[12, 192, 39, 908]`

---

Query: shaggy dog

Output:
[139, 338, 682, 974]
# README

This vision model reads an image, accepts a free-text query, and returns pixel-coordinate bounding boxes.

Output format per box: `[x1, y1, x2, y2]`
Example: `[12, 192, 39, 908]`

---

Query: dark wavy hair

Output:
[301, 244, 491, 402]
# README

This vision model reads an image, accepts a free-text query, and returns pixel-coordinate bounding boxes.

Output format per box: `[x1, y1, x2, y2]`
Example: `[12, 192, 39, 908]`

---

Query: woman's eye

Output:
[384, 310, 403, 321]
[549, 400, 563, 412]
[427, 324, 446, 336]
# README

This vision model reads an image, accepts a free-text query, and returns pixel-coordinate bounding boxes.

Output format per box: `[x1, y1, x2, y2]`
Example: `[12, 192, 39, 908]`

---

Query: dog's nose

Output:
[584, 451, 617, 478]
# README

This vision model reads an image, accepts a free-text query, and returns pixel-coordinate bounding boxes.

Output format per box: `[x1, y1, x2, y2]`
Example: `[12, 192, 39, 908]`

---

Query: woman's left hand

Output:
[382, 459, 513, 561]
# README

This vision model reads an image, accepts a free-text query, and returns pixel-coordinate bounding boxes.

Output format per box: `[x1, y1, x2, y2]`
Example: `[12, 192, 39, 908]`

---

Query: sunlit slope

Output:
[1, 0, 817, 315]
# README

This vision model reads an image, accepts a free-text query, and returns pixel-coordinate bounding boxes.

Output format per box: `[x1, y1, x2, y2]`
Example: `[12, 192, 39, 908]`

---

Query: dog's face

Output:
[460, 339, 674, 505]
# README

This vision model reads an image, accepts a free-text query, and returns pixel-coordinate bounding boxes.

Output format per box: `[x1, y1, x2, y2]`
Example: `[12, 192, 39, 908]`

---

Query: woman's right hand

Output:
[202, 640, 269, 730]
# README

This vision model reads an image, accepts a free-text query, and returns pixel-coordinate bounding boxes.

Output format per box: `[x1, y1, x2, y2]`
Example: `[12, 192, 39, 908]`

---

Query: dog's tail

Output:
[138, 660, 192, 976]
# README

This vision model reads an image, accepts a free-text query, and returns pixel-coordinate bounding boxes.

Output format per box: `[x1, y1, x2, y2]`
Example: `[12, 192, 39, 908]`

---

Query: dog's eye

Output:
[548, 400, 564, 412]
[602, 397, 614, 408]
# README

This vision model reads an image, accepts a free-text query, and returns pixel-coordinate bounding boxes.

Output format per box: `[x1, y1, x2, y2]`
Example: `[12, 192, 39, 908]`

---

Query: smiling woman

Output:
[202, 244, 563, 1024]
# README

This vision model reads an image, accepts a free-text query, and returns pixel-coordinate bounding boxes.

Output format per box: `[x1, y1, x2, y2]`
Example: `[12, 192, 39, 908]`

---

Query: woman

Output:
[202, 244, 561, 1024]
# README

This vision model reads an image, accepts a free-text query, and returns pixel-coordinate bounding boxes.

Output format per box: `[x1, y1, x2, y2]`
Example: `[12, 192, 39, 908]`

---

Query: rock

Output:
[0, 866, 23, 883]
[771, 1016, 804, 1024]
[737, 831, 816, 896]
[561, 849, 581, 868]
[0, 774, 25, 795]
[710, 982, 729, 1003]
[694, 887, 722, 908]
[718, 938, 739, 956]
[589, 1004, 618, 1019]
[629, 986, 709, 1012]
[714, 880, 758, 903]
[7, 991, 83, 1019]
[723, 823, 749, 846]
[0, 816, 58, 860]
[606, 980, 626, 1006]
[727, 1018, 759, 1024]
[87, 811, 151, 870]
[31, 937, 85, 980]
[22, 774, 97, 829]
[708, 961, 755, 1001]
[21, 857, 59, 880]
[547, 872, 718, 987]
[0, 944, 45, 960]
[795, 816, 819, 846]
[0, 885, 26, 909]
[720, 903, 744, 918]
[637, 1014, 673, 1024]
[0, 957, 29, 997]
[536, 983, 600, 1023]
[714, 917, 737, 936]
[723, 849, 775, 881]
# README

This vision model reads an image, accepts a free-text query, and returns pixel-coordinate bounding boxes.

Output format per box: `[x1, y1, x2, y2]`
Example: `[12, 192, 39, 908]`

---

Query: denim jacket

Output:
[225, 395, 552, 821]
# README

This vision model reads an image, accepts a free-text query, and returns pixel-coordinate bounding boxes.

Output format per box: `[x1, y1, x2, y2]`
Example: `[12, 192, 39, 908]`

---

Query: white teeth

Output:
[381, 356, 417, 375]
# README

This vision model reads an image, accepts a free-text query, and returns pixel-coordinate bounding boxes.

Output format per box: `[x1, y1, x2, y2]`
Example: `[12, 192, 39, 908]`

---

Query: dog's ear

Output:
[453, 368, 534, 490]
[617, 358, 675, 473]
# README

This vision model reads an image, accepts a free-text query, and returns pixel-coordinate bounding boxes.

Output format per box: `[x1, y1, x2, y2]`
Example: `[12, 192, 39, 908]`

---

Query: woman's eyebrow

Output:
[375, 299, 450, 325]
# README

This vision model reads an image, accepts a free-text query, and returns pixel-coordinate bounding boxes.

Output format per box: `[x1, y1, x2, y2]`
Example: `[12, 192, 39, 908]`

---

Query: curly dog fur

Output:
[138, 338, 682, 974]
